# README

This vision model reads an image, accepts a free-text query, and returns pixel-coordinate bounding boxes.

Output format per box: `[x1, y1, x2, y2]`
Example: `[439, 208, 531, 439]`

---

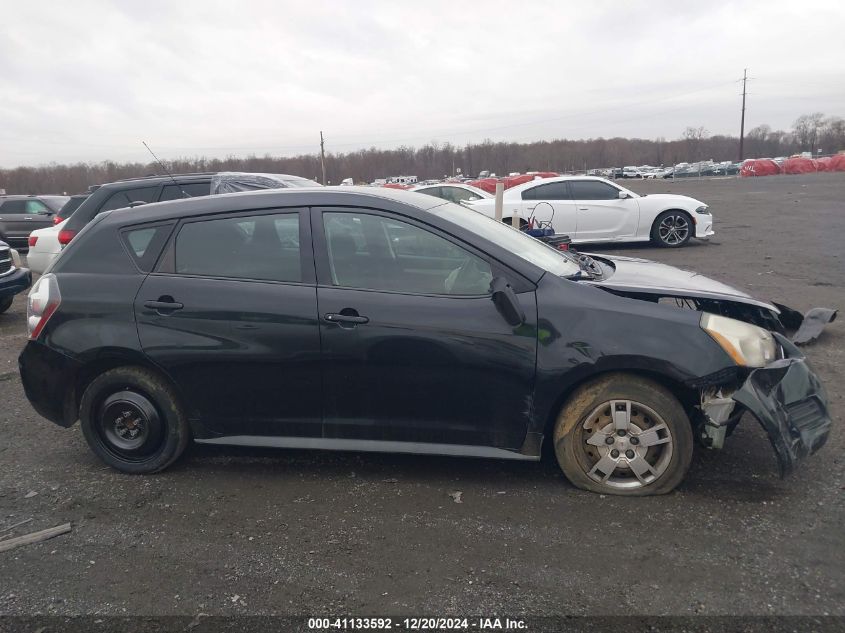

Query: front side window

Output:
[25, 200, 50, 214]
[521, 182, 570, 201]
[323, 212, 492, 295]
[569, 180, 620, 200]
[175, 212, 301, 282]
[101, 186, 160, 212]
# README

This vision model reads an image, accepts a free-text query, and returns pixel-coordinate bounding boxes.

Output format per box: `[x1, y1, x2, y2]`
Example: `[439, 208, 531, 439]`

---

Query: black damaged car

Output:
[18, 188, 832, 495]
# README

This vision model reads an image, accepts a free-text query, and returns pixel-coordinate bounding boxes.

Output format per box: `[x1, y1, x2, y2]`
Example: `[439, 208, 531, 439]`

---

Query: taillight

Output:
[28, 235, 38, 247]
[58, 229, 77, 246]
[27, 274, 61, 340]
[53, 216, 63, 225]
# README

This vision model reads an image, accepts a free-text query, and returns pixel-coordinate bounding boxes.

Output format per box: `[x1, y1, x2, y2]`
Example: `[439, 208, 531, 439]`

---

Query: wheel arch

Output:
[72, 349, 193, 429]
[650, 207, 695, 230]
[541, 367, 700, 441]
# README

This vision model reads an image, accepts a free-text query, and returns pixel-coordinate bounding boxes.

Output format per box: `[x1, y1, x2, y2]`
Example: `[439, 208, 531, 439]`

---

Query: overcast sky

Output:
[1, 0, 844, 168]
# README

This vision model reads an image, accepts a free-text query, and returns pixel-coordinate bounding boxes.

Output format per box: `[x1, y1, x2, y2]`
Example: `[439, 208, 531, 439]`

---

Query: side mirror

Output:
[491, 277, 526, 327]
[618, 191, 631, 199]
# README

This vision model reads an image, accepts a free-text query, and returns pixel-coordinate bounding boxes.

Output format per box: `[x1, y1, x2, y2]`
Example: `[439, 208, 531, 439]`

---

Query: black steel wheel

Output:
[79, 367, 189, 474]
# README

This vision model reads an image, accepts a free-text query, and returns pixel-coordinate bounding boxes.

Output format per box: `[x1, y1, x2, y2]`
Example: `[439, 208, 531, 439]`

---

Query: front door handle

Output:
[144, 298, 184, 313]
[324, 312, 369, 325]
[578, 207, 589, 211]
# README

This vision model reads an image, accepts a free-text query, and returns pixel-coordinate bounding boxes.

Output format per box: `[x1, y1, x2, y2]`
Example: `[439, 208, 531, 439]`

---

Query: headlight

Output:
[701, 313, 776, 367]
[694, 205, 709, 214]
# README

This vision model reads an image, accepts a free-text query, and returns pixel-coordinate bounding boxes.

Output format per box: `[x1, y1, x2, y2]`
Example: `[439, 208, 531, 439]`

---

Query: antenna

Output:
[141, 141, 190, 198]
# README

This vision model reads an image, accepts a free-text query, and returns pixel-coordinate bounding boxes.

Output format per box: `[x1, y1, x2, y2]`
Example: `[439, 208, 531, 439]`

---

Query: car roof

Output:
[96, 173, 215, 189]
[105, 186, 446, 225]
[502, 175, 619, 195]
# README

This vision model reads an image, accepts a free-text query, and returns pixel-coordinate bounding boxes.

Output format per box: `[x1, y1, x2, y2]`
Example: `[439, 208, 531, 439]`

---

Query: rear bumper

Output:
[18, 340, 82, 427]
[732, 334, 831, 475]
[26, 250, 60, 275]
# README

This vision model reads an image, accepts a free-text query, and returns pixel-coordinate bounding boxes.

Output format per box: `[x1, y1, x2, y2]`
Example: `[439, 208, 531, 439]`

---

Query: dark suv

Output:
[57, 173, 217, 247]
[0, 195, 69, 247]
[18, 188, 831, 496]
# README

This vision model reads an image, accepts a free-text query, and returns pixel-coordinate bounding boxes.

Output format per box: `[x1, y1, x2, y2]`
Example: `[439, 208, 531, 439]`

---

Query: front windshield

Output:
[430, 202, 580, 278]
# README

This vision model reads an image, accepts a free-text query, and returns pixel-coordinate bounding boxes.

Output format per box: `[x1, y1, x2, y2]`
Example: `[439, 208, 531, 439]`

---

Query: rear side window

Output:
[569, 181, 620, 200]
[0, 200, 27, 214]
[100, 186, 160, 212]
[159, 182, 212, 201]
[121, 223, 175, 272]
[521, 182, 570, 201]
[175, 212, 302, 283]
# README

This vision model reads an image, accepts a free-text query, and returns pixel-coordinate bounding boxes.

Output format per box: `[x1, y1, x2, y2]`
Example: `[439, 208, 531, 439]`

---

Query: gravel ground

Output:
[0, 173, 843, 618]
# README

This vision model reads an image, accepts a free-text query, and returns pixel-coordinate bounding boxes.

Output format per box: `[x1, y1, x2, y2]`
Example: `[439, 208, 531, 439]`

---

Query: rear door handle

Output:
[144, 299, 184, 312]
[578, 207, 589, 211]
[324, 313, 369, 325]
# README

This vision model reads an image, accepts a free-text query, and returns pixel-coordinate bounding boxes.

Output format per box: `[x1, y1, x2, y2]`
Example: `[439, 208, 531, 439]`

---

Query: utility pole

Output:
[319, 131, 327, 185]
[739, 68, 748, 161]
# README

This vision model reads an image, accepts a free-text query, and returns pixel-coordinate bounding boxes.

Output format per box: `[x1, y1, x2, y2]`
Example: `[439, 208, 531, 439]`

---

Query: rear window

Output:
[57, 196, 87, 219]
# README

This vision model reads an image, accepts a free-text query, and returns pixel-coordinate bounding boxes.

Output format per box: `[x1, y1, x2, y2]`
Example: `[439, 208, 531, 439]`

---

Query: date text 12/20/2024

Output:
[308, 617, 527, 630]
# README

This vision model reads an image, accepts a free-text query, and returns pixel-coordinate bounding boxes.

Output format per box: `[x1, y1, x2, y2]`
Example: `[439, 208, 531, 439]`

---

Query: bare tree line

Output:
[2, 113, 842, 195]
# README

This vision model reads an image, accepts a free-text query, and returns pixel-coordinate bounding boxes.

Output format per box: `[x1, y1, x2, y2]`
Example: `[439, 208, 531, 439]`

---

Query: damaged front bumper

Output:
[702, 334, 831, 476]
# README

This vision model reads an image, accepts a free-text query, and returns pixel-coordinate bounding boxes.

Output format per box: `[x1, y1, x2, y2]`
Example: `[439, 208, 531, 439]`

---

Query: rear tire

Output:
[79, 366, 189, 474]
[0, 296, 13, 314]
[553, 373, 693, 496]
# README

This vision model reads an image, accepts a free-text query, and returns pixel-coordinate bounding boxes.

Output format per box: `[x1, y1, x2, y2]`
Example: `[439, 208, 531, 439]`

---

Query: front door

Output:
[570, 180, 640, 241]
[313, 207, 538, 450]
[135, 208, 322, 438]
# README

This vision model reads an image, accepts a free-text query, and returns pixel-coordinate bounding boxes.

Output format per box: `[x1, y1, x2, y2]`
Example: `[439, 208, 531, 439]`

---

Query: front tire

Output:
[79, 366, 189, 474]
[0, 296, 13, 314]
[651, 210, 692, 247]
[553, 374, 693, 496]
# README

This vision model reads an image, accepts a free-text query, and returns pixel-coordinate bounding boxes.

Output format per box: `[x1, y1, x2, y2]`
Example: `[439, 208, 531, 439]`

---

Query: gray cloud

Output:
[1, 0, 843, 167]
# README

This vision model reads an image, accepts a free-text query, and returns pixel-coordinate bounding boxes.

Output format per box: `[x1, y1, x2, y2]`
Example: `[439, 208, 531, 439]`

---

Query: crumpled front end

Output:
[700, 334, 831, 476]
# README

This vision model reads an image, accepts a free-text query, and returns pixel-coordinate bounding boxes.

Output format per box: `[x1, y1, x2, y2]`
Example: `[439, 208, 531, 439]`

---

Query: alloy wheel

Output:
[658, 214, 690, 246]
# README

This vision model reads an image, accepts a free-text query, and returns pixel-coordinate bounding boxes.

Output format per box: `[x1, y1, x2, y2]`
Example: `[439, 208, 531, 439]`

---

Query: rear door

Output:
[519, 181, 577, 235]
[135, 207, 322, 438]
[313, 207, 538, 449]
[570, 180, 639, 241]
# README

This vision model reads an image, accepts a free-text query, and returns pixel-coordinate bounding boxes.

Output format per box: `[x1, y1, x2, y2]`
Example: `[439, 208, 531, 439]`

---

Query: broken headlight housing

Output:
[701, 313, 776, 367]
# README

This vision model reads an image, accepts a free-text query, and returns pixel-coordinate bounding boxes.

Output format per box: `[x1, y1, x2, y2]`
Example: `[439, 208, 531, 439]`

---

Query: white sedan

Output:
[26, 221, 65, 274]
[411, 182, 492, 204]
[463, 176, 713, 247]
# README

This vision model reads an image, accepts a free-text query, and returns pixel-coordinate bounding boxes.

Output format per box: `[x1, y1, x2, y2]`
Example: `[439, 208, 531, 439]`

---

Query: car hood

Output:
[583, 253, 777, 311]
